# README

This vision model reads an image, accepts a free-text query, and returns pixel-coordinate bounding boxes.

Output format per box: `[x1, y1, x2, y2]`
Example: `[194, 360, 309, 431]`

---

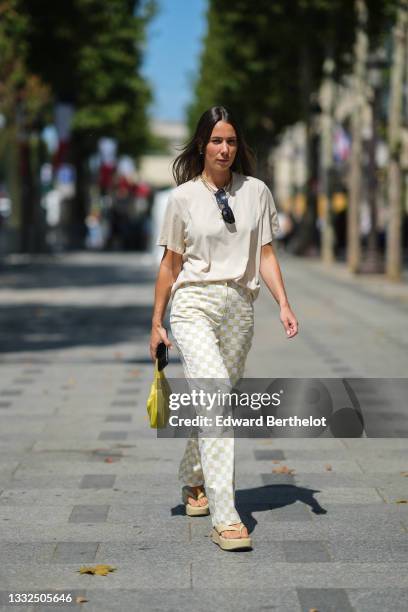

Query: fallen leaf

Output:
[272, 460, 281, 464]
[325, 464, 332, 471]
[309, 608, 320, 612]
[272, 465, 295, 475]
[400, 471, 408, 477]
[104, 457, 114, 463]
[396, 499, 408, 504]
[78, 564, 116, 576]
[75, 596, 88, 604]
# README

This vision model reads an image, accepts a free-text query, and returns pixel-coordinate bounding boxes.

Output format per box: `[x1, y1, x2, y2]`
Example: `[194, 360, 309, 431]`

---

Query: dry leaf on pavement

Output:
[395, 499, 408, 504]
[325, 464, 332, 471]
[75, 596, 88, 604]
[272, 465, 295, 475]
[272, 460, 281, 464]
[78, 564, 117, 576]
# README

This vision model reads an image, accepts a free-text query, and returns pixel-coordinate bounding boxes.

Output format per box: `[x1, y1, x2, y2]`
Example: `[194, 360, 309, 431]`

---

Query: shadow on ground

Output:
[0, 255, 157, 354]
[0, 259, 156, 290]
[0, 303, 153, 353]
[171, 484, 327, 533]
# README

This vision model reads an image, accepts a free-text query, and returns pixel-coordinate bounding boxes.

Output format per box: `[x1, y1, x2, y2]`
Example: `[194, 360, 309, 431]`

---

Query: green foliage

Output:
[0, 0, 50, 124]
[19, 0, 156, 155]
[188, 0, 392, 156]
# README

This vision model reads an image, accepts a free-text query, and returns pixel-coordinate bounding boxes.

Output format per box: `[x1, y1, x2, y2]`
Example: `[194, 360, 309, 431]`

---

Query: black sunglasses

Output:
[214, 188, 235, 224]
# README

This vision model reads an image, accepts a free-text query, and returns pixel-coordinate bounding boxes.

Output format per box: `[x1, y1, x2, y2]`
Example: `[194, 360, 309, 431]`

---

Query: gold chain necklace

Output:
[200, 172, 233, 195]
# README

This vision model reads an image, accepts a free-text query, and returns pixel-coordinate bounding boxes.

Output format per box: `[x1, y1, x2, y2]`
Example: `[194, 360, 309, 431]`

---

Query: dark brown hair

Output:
[172, 106, 256, 186]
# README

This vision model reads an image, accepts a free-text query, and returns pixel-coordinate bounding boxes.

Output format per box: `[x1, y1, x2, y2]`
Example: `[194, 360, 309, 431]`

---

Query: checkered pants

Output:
[170, 281, 254, 527]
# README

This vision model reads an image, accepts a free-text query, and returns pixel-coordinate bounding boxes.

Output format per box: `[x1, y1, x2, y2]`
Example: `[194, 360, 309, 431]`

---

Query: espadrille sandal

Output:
[182, 485, 210, 516]
[211, 523, 252, 551]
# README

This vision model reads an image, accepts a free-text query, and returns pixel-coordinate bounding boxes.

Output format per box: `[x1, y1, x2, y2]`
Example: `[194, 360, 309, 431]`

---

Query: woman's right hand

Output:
[150, 324, 173, 362]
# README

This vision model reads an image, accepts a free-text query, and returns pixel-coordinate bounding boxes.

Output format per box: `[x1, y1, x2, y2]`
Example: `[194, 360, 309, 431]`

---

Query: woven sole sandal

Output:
[211, 523, 252, 551]
[182, 485, 210, 517]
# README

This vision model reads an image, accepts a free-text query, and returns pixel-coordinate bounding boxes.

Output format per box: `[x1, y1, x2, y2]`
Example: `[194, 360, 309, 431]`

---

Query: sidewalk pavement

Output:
[0, 252, 408, 612]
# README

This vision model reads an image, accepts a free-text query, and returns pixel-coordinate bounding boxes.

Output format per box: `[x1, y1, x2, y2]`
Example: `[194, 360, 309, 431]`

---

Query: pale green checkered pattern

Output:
[170, 281, 254, 526]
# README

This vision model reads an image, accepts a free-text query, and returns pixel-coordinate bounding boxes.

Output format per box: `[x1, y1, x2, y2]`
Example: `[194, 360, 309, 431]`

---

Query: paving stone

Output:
[89, 450, 123, 463]
[116, 388, 140, 395]
[283, 540, 331, 562]
[22, 369, 43, 374]
[0, 390, 22, 396]
[5, 476, 82, 489]
[0, 402, 12, 408]
[0, 542, 55, 563]
[292, 472, 408, 489]
[69, 505, 110, 523]
[297, 587, 354, 612]
[258, 457, 363, 472]
[79, 475, 116, 489]
[0, 566, 93, 591]
[53, 542, 99, 563]
[328, 537, 408, 563]
[73, 588, 301, 612]
[97, 432, 128, 441]
[347, 588, 408, 612]
[253, 449, 286, 461]
[0, 520, 189, 544]
[312, 487, 383, 504]
[0, 506, 71, 523]
[190, 560, 408, 588]
[263, 502, 313, 522]
[104, 414, 132, 423]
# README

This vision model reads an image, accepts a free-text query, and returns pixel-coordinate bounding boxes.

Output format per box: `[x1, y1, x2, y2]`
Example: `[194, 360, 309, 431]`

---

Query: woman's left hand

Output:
[280, 304, 298, 339]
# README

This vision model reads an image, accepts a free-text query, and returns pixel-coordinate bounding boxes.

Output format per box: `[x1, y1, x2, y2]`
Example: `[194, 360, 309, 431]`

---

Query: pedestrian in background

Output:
[150, 106, 298, 551]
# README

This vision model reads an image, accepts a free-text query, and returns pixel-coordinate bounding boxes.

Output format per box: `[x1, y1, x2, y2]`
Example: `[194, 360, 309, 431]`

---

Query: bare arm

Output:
[259, 243, 298, 338]
[150, 247, 183, 360]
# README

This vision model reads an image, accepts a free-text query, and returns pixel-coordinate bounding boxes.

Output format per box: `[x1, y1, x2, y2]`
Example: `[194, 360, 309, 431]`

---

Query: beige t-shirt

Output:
[157, 172, 279, 300]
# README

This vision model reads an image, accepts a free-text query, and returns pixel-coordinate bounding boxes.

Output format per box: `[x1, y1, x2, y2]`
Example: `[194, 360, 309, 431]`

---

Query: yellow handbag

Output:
[146, 360, 171, 428]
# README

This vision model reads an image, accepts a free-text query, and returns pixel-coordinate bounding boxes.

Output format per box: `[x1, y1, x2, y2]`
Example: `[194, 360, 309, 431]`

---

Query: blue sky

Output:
[142, 0, 207, 123]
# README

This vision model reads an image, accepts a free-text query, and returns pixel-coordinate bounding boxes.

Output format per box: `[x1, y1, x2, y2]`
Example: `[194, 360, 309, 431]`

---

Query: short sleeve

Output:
[156, 192, 186, 254]
[260, 184, 280, 245]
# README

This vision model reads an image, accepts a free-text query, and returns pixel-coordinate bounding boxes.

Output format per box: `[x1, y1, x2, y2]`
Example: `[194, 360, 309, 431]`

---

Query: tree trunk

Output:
[347, 0, 368, 273]
[70, 133, 89, 250]
[320, 56, 336, 264]
[386, 3, 408, 280]
[289, 42, 319, 255]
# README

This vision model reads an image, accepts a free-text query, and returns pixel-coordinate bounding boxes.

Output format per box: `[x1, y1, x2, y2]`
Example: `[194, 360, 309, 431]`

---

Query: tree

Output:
[347, 0, 369, 273]
[19, 0, 156, 246]
[0, 0, 50, 252]
[188, 0, 356, 253]
[386, 1, 408, 280]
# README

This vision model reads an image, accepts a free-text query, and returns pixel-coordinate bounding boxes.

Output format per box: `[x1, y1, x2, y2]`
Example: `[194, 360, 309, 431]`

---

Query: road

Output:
[0, 251, 407, 612]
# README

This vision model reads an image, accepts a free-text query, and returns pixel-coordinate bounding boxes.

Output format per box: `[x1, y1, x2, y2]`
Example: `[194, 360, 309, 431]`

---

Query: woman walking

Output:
[150, 106, 298, 551]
